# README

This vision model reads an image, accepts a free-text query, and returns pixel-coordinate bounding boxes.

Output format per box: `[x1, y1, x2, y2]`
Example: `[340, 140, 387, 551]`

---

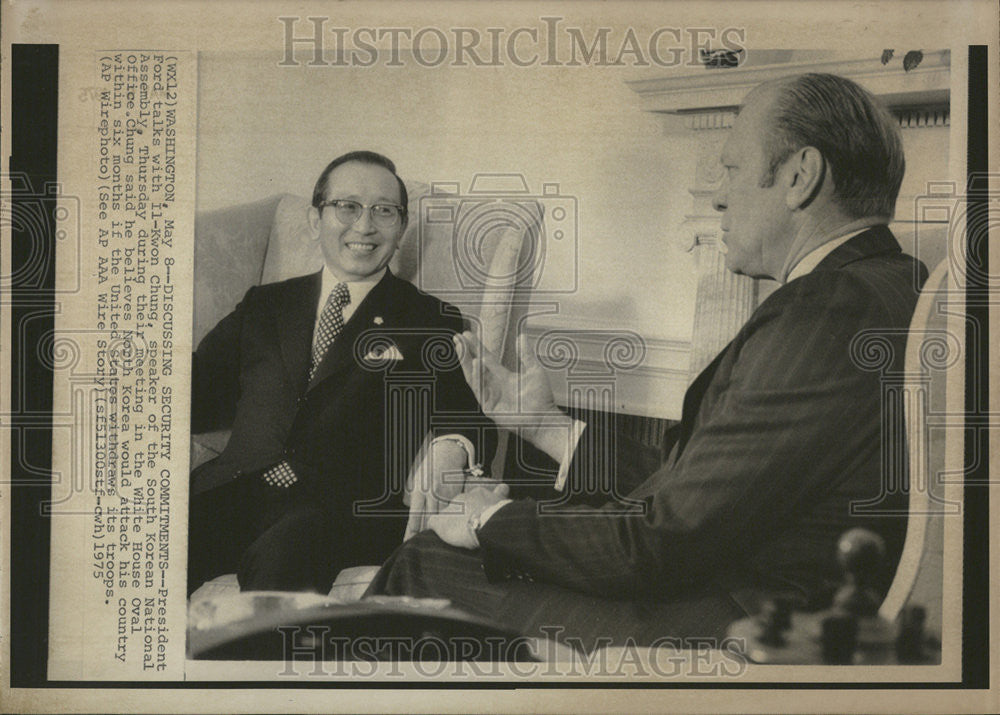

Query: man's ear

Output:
[784, 146, 826, 210]
[307, 205, 321, 237]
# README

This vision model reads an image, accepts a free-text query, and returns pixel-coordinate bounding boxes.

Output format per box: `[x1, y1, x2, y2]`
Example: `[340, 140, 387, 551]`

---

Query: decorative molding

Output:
[626, 50, 951, 115]
[693, 133, 728, 186]
[670, 105, 948, 135]
[523, 317, 691, 419]
[686, 246, 757, 376]
[523, 319, 690, 375]
[893, 107, 950, 128]
[685, 111, 736, 131]
[678, 214, 722, 253]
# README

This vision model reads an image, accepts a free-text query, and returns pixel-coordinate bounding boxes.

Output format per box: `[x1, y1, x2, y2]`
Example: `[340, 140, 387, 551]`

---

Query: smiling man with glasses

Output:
[309, 153, 410, 283]
[188, 151, 494, 596]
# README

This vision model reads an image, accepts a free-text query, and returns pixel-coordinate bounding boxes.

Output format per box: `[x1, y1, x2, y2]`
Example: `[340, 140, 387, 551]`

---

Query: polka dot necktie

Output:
[309, 282, 351, 380]
[262, 282, 351, 488]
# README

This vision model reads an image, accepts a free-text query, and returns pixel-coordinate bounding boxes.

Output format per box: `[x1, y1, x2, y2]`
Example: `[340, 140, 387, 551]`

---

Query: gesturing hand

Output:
[427, 482, 511, 550]
[454, 331, 574, 462]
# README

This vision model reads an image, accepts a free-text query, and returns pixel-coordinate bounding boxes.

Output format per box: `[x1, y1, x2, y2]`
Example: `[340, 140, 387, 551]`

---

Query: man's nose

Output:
[354, 208, 377, 233]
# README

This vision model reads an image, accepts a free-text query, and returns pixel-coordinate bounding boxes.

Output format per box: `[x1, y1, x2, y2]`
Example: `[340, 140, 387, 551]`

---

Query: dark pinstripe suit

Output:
[368, 227, 927, 650]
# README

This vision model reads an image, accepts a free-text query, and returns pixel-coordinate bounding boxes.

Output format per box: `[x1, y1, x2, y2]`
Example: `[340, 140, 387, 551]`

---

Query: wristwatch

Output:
[466, 509, 485, 547]
[467, 509, 485, 533]
[431, 434, 484, 477]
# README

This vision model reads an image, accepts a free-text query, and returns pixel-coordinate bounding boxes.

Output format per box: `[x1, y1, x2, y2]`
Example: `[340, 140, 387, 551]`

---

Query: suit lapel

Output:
[672, 225, 901, 461]
[674, 345, 729, 459]
[273, 271, 321, 394]
[306, 270, 406, 391]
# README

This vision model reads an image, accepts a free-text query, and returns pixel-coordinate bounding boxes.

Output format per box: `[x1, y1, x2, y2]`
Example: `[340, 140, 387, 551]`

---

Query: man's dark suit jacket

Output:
[475, 226, 925, 614]
[191, 269, 492, 566]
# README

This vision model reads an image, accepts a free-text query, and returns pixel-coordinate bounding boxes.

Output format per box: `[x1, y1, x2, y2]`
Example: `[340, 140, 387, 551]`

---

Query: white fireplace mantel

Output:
[626, 50, 951, 115]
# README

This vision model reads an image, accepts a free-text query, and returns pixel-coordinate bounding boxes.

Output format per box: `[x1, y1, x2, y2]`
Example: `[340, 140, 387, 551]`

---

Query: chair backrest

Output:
[878, 260, 953, 636]
[192, 186, 541, 476]
[392, 189, 542, 477]
[192, 195, 284, 346]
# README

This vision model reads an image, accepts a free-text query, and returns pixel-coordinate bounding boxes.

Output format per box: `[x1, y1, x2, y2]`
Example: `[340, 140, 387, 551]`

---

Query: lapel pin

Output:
[374, 316, 384, 325]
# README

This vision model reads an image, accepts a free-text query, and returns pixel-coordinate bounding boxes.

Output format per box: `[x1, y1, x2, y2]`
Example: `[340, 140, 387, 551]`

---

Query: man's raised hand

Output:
[453, 331, 575, 462]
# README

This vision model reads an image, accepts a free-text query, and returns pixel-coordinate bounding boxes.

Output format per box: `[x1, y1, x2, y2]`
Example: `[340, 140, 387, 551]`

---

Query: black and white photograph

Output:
[1, 1, 997, 712]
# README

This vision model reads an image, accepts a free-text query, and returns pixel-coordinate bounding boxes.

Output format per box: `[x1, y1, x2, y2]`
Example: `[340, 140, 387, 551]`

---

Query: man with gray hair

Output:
[368, 73, 928, 651]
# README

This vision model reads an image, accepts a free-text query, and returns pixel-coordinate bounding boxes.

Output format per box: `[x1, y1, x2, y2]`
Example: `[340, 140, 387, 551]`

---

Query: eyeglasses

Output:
[318, 199, 406, 229]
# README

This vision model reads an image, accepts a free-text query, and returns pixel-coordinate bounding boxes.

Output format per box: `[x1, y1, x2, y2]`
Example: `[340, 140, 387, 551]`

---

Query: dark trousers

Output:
[187, 476, 337, 595]
[365, 531, 747, 653]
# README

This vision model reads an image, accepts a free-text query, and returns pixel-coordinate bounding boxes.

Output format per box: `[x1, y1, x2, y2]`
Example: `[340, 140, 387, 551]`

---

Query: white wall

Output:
[196, 51, 699, 344]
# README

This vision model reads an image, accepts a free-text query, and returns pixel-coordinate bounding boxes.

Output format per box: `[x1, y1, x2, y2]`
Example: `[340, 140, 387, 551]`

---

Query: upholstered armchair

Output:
[878, 259, 951, 639]
[189, 181, 540, 600]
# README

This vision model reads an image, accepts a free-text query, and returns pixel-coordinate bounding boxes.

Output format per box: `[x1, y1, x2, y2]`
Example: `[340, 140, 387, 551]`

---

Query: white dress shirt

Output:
[315, 266, 386, 343]
[785, 229, 865, 283]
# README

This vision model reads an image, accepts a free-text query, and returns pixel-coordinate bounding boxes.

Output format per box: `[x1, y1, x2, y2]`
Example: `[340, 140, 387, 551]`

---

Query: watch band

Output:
[430, 434, 484, 477]
[466, 509, 485, 548]
[467, 510, 485, 533]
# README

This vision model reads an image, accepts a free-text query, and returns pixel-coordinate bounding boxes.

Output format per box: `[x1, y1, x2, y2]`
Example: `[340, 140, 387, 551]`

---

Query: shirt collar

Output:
[785, 229, 869, 283]
[320, 265, 386, 308]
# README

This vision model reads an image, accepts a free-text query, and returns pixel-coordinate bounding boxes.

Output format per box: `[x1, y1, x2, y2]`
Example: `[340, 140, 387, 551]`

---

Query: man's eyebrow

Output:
[334, 192, 400, 201]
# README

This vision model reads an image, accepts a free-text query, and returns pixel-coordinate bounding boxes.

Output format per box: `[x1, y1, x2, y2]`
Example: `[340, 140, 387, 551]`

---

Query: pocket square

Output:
[364, 344, 404, 361]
